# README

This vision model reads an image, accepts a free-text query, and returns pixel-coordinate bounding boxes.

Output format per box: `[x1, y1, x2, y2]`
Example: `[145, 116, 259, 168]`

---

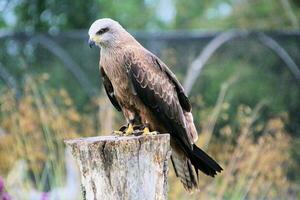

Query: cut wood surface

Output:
[65, 134, 171, 200]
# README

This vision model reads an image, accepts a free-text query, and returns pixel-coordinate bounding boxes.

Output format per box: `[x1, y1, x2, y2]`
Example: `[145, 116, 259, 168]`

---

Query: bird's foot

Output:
[133, 124, 144, 130]
[124, 123, 134, 136]
[113, 124, 157, 136]
[142, 127, 158, 136]
[113, 123, 135, 136]
[113, 130, 124, 135]
[118, 124, 128, 132]
[113, 124, 128, 135]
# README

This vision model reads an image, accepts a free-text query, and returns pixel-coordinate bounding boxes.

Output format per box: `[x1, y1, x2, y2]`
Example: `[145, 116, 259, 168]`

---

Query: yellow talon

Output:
[143, 127, 150, 134]
[124, 123, 134, 136]
[113, 130, 124, 135]
[142, 127, 157, 136]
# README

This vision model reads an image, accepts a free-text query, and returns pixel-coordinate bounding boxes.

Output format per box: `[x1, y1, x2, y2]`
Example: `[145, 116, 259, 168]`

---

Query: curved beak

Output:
[88, 38, 95, 48]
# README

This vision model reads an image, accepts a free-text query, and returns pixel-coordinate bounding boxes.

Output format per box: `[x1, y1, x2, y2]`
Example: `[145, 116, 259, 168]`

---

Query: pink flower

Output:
[0, 177, 4, 194]
[40, 192, 49, 200]
[2, 192, 10, 200]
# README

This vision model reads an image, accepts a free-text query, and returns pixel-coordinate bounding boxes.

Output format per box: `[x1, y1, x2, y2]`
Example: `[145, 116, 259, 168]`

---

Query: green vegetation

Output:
[1, 0, 300, 31]
[0, 0, 299, 199]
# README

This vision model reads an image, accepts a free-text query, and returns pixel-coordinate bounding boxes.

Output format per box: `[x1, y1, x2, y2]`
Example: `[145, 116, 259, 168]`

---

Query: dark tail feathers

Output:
[171, 149, 199, 191]
[189, 144, 223, 177]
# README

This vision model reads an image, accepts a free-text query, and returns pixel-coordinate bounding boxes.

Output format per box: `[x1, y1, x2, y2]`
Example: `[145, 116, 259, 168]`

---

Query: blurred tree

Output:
[0, 0, 299, 31]
[13, 0, 99, 32]
[229, 0, 299, 29]
[2, 0, 156, 32]
[173, 0, 300, 30]
[96, 0, 156, 30]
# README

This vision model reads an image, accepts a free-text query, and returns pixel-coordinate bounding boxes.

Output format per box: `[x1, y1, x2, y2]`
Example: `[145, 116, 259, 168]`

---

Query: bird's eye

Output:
[96, 28, 109, 35]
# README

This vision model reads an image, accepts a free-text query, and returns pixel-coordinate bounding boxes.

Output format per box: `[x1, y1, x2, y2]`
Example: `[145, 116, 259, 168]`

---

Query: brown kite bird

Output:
[88, 18, 222, 191]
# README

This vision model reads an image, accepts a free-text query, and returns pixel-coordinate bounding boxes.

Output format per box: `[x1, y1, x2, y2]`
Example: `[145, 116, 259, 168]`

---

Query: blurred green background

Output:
[0, 0, 300, 199]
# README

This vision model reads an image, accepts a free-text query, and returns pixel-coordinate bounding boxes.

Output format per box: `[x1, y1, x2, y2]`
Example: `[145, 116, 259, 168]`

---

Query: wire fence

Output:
[0, 30, 299, 98]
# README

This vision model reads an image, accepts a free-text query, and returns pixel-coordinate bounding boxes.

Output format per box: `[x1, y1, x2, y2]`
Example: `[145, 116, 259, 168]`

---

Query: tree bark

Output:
[65, 134, 171, 200]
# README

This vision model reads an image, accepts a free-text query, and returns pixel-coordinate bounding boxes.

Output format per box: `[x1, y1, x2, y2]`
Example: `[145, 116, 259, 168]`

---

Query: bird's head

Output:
[88, 18, 128, 48]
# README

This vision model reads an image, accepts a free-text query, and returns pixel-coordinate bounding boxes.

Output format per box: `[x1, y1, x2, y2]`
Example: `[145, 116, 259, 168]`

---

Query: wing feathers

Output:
[153, 57, 192, 112]
[100, 67, 122, 112]
[124, 48, 222, 189]
[126, 51, 193, 149]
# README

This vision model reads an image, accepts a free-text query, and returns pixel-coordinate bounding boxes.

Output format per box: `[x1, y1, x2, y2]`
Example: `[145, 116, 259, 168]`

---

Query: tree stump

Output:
[65, 134, 171, 200]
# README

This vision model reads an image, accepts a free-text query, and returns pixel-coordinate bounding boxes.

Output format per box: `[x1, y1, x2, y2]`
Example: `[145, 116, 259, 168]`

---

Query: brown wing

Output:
[125, 49, 222, 186]
[124, 50, 193, 149]
[152, 57, 192, 112]
[100, 67, 122, 112]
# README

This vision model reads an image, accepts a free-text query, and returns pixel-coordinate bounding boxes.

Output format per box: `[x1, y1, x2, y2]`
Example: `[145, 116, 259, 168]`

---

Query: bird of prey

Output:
[88, 18, 222, 191]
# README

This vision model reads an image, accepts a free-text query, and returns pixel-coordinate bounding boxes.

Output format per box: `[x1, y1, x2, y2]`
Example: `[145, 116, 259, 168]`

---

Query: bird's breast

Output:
[101, 55, 136, 108]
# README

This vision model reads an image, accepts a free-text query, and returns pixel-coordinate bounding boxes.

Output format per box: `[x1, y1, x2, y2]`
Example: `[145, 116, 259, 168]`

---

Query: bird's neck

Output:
[101, 40, 140, 56]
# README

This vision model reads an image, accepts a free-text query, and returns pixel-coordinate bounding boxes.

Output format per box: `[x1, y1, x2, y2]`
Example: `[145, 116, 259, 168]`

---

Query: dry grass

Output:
[0, 75, 96, 192]
[0, 75, 296, 199]
[168, 106, 292, 199]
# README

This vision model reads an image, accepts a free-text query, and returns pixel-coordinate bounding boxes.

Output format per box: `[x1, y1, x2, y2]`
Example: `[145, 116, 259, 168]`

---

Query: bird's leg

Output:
[113, 129, 124, 135]
[113, 123, 129, 135]
[118, 124, 128, 132]
[114, 109, 137, 136]
[142, 123, 158, 136]
[113, 122, 135, 136]
[132, 124, 144, 130]
[123, 110, 137, 136]
[124, 120, 134, 136]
